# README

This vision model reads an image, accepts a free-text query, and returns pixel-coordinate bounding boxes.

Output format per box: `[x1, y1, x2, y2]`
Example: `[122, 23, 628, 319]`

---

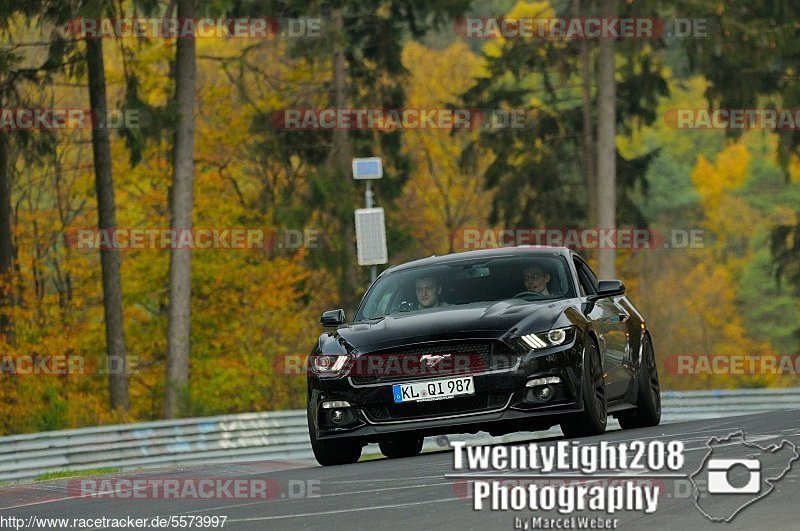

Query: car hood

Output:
[333, 300, 572, 352]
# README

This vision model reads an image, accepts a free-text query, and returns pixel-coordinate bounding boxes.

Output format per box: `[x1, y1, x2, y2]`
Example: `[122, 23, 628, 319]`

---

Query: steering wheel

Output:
[394, 300, 416, 312]
[513, 291, 546, 299]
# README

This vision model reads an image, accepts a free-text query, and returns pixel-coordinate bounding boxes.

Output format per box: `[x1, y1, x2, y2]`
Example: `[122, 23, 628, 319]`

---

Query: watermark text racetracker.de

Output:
[67, 477, 320, 500]
[276, 351, 506, 378]
[452, 228, 704, 250]
[665, 353, 800, 376]
[0, 354, 139, 376]
[0, 108, 139, 131]
[665, 108, 800, 130]
[64, 228, 319, 251]
[456, 17, 708, 40]
[446, 439, 685, 526]
[62, 17, 322, 39]
[271, 108, 528, 131]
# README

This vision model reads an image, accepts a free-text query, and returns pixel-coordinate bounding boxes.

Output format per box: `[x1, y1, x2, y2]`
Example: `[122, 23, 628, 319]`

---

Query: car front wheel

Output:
[618, 333, 661, 429]
[560, 337, 607, 438]
[308, 406, 363, 466]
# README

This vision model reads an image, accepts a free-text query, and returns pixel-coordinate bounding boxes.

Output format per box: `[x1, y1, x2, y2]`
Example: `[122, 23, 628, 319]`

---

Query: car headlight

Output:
[520, 327, 575, 350]
[309, 354, 352, 376]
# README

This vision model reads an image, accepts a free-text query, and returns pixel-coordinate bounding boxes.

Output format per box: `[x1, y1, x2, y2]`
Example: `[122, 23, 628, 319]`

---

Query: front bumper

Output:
[308, 331, 589, 442]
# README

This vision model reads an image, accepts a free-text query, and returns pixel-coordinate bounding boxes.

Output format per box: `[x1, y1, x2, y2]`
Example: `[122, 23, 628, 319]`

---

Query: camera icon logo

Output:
[706, 458, 761, 494]
[690, 431, 798, 522]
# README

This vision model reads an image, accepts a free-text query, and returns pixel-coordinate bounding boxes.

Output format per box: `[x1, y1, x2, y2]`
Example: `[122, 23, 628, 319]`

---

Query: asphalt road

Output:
[2, 410, 800, 530]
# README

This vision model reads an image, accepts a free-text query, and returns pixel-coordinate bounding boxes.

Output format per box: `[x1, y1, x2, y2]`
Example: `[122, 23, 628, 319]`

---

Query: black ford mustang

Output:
[307, 246, 660, 465]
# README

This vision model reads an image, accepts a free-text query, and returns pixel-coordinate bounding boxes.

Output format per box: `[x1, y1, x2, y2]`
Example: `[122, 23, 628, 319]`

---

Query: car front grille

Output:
[349, 340, 518, 385]
[364, 392, 510, 422]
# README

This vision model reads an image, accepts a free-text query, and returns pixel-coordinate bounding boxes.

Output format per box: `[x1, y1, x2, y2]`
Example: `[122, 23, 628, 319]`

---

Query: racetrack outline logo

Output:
[690, 431, 799, 522]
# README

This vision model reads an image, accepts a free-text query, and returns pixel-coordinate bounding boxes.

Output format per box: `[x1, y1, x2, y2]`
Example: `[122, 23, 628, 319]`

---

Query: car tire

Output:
[560, 337, 607, 438]
[379, 436, 424, 459]
[618, 333, 661, 429]
[308, 406, 362, 466]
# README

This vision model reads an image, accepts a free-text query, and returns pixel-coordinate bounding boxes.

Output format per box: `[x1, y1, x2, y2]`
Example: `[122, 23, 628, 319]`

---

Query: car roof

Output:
[383, 246, 576, 274]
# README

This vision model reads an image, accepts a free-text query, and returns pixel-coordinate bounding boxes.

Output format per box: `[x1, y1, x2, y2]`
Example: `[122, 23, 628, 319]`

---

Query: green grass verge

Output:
[34, 467, 121, 482]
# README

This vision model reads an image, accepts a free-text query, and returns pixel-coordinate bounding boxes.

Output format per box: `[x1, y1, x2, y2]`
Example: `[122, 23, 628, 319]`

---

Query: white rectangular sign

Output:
[355, 208, 388, 265]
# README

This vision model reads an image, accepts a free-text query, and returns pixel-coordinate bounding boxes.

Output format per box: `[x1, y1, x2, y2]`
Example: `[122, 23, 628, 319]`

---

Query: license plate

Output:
[392, 376, 474, 404]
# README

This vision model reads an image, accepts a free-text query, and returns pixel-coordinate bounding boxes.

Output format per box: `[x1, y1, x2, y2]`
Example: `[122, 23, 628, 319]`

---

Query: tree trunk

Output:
[330, 6, 359, 314]
[165, 0, 196, 418]
[596, 0, 617, 279]
[86, 37, 129, 410]
[331, 8, 349, 169]
[0, 131, 14, 342]
[575, 0, 597, 228]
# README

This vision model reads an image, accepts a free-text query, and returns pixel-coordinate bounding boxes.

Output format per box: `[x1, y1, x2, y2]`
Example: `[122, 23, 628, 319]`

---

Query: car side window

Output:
[573, 259, 597, 296]
[576, 278, 587, 297]
[581, 261, 600, 292]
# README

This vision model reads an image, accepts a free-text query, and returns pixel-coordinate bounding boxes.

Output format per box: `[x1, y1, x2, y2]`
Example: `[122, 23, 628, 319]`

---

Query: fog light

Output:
[329, 409, 346, 424]
[537, 385, 554, 401]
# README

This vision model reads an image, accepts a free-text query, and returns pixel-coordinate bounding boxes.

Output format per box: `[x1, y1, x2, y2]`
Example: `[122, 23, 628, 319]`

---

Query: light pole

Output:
[352, 158, 387, 284]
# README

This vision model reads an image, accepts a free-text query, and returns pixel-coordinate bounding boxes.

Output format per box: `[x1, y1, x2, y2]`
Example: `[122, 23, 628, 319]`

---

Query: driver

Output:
[522, 265, 550, 296]
[415, 276, 450, 308]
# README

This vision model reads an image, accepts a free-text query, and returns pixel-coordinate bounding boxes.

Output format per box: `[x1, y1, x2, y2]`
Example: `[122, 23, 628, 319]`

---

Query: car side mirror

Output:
[321, 309, 346, 327]
[588, 280, 625, 301]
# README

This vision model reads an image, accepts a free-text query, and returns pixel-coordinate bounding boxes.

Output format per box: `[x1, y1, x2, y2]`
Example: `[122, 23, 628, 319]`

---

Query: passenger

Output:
[522, 265, 551, 296]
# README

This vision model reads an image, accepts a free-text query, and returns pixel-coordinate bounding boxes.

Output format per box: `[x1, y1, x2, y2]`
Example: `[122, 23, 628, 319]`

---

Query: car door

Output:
[573, 258, 629, 399]
[600, 295, 635, 398]
[611, 295, 641, 396]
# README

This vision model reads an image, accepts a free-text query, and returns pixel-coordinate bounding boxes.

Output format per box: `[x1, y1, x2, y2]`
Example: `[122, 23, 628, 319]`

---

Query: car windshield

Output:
[356, 254, 576, 320]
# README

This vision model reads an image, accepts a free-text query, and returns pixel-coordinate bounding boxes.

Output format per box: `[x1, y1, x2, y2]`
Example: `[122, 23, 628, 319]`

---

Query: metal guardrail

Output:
[0, 411, 312, 482]
[1, 387, 798, 482]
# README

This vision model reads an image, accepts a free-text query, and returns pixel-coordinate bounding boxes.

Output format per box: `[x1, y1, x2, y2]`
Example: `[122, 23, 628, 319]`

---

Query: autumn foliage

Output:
[2, 1, 800, 434]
